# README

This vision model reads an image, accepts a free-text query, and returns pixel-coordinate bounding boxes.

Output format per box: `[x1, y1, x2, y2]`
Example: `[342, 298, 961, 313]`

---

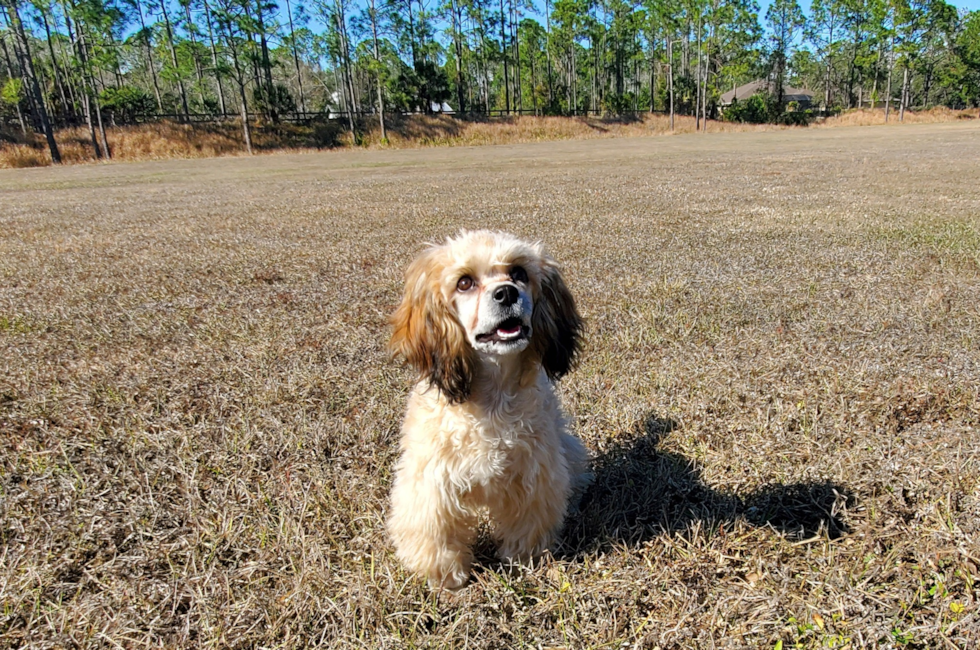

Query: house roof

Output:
[720, 80, 815, 105]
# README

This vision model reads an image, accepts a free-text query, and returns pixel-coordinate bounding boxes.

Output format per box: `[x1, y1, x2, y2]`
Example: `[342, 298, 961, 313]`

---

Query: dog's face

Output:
[450, 244, 534, 356]
[391, 231, 583, 403]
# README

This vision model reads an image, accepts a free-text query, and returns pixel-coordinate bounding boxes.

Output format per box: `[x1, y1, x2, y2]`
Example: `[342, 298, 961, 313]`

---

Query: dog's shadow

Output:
[558, 412, 852, 558]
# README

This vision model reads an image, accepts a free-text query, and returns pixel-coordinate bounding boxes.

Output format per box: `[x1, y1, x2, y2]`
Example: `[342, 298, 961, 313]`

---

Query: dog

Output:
[387, 230, 591, 590]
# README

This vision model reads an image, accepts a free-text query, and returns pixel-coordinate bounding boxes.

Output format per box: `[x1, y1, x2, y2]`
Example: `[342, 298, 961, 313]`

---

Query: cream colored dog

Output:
[388, 230, 591, 590]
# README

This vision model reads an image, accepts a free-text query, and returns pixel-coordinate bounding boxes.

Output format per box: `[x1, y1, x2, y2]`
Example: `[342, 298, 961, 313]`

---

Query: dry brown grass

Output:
[0, 145, 49, 168]
[4, 109, 977, 170]
[0, 120, 346, 168]
[2, 114, 769, 169]
[3, 108, 975, 169]
[355, 113, 779, 149]
[1, 122, 979, 648]
[818, 106, 980, 128]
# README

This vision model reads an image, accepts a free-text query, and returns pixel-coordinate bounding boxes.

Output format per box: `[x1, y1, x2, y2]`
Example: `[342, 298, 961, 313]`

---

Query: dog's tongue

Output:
[498, 324, 521, 336]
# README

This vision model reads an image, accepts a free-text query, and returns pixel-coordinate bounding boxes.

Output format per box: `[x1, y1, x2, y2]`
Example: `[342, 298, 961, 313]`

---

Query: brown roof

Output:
[720, 80, 814, 105]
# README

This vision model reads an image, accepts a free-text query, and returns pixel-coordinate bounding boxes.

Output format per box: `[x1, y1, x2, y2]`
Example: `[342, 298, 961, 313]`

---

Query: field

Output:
[1, 122, 979, 648]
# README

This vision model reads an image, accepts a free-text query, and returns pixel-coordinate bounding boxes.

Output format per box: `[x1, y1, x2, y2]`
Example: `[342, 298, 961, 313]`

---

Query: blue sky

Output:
[758, 0, 980, 15]
[692, 0, 980, 17]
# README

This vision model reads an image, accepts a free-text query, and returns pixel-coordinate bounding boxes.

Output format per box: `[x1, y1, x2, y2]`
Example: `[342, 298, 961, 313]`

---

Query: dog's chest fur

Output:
[402, 371, 561, 496]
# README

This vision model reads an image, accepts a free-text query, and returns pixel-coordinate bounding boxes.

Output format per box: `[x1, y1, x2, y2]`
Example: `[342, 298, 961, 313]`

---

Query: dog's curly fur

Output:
[388, 231, 591, 590]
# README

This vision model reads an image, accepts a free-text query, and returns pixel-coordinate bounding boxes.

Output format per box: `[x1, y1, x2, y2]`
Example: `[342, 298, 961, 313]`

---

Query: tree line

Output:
[2, 0, 979, 161]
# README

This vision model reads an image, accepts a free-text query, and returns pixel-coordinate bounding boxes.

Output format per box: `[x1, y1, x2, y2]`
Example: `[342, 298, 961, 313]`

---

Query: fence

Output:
[117, 107, 666, 126]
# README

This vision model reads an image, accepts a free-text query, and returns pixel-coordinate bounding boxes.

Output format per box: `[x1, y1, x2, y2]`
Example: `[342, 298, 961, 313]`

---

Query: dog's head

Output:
[390, 230, 583, 404]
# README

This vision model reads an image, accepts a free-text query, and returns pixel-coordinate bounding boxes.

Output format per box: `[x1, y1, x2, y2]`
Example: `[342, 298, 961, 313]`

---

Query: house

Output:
[720, 80, 814, 108]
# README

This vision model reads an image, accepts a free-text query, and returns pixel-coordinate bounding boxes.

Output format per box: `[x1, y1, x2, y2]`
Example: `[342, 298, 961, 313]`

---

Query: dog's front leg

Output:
[490, 458, 571, 563]
[388, 461, 477, 590]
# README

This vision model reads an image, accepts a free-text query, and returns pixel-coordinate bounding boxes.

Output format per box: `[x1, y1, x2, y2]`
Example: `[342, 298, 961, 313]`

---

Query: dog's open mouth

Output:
[476, 318, 527, 344]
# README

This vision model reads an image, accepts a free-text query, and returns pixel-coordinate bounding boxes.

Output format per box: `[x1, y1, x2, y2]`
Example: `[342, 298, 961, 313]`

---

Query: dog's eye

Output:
[510, 266, 528, 284]
[456, 276, 474, 292]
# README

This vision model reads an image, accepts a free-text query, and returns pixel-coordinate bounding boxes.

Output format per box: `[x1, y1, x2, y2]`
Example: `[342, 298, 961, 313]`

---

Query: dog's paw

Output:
[428, 568, 470, 591]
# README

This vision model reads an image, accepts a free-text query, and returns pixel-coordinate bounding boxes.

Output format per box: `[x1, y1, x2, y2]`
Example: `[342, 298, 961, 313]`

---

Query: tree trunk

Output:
[702, 44, 708, 130]
[224, 27, 253, 154]
[183, 2, 208, 110]
[77, 27, 111, 157]
[922, 63, 933, 108]
[695, 16, 702, 130]
[336, 56, 354, 133]
[668, 36, 674, 130]
[6, 10, 40, 127]
[239, 91, 252, 153]
[284, 0, 306, 113]
[702, 16, 711, 131]
[369, 0, 386, 140]
[107, 31, 125, 89]
[240, 3, 262, 91]
[884, 40, 893, 122]
[871, 39, 882, 108]
[7, 3, 61, 159]
[571, 40, 577, 113]
[898, 62, 909, 122]
[135, 0, 163, 111]
[159, 0, 190, 119]
[530, 32, 538, 115]
[5, 2, 61, 162]
[499, 0, 509, 113]
[82, 93, 101, 157]
[201, 0, 226, 114]
[39, 7, 69, 125]
[846, 21, 862, 108]
[56, 0, 81, 121]
[62, 0, 101, 156]
[545, 0, 553, 109]
[334, 0, 358, 123]
[824, 14, 834, 112]
[0, 29, 27, 134]
[511, 0, 521, 112]
[567, 42, 572, 112]
[452, 0, 464, 113]
[649, 47, 656, 113]
[93, 87, 110, 157]
[406, 0, 416, 65]
[255, 0, 277, 121]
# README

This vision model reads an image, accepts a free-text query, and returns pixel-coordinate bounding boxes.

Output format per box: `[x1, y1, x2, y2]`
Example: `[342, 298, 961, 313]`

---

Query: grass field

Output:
[1, 122, 979, 648]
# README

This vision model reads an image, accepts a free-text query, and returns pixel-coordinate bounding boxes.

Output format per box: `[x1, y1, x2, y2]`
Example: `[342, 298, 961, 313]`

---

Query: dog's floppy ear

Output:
[390, 249, 475, 404]
[532, 258, 583, 381]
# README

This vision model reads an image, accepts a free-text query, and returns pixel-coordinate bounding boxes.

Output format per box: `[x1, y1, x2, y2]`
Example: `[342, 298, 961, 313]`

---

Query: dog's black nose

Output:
[492, 284, 519, 306]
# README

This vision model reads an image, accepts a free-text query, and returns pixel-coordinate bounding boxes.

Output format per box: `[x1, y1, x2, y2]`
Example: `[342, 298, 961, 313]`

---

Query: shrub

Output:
[1, 78, 25, 124]
[602, 92, 637, 116]
[724, 92, 815, 126]
[1, 78, 24, 109]
[99, 86, 157, 123]
[311, 121, 343, 148]
[777, 109, 815, 126]
[252, 83, 297, 120]
[723, 93, 773, 123]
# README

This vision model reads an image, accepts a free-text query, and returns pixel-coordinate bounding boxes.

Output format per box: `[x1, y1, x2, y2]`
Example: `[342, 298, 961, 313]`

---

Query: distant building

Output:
[430, 101, 454, 114]
[720, 80, 814, 108]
